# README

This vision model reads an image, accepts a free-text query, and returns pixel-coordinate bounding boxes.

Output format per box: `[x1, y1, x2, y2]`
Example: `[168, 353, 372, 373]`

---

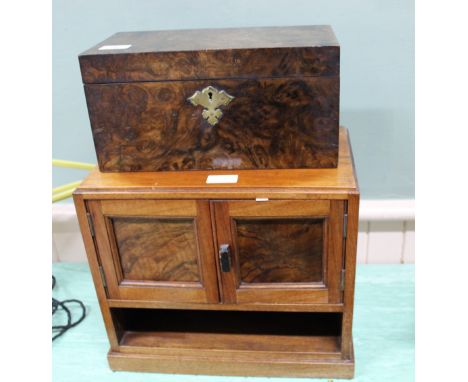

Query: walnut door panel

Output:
[212, 200, 344, 305]
[87, 200, 219, 303]
[236, 218, 324, 284]
[112, 217, 200, 282]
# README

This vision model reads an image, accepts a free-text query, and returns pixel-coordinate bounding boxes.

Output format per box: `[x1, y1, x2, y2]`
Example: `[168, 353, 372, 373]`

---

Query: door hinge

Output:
[86, 212, 95, 237]
[343, 213, 348, 239]
[98, 265, 107, 289]
[341, 269, 346, 291]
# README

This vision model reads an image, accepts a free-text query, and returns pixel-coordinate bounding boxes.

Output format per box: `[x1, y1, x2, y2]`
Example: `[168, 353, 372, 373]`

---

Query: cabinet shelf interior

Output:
[112, 308, 343, 354]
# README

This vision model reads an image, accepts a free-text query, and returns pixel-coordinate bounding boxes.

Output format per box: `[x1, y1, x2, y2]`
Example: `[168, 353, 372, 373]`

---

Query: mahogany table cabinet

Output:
[73, 127, 359, 378]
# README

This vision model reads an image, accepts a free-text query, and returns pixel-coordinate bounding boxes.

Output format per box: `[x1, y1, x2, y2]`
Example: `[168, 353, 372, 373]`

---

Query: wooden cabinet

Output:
[74, 128, 359, 379]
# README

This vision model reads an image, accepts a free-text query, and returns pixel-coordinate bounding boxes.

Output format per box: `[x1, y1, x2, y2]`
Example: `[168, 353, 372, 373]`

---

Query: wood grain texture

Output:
[341, 193, 360, 359]
[106, 308, 352, 378]
[86, 200, 219, 304]
[108, 351, 354, 378]
[195, 201, 220, 303]
[236, 288, 329, 305]
[107, 299, 345, 312]
[80, 47, 339, 83]
[79, 26, 339, 83]
[84, 77, 339, 172]
[236, 219, 323, 283]
[100, 199, 197, 216]
[213, 199, 343, 306]
[112, 217, 199, 282]
[212, 201, 238, 304]
[87, 200, 123, 298]
[72, 125, 360, 379]
[72, 195, 121, 350]
[327, 201, 345, 304]
[228, 200, 330, 217]
[120, 332, 341, 355]
[75, 127, 356, 200]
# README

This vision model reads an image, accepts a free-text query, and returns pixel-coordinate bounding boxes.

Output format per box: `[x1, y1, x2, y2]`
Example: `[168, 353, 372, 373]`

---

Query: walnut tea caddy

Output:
[79, 25, 340, 172]
[74, 25, 360, 379]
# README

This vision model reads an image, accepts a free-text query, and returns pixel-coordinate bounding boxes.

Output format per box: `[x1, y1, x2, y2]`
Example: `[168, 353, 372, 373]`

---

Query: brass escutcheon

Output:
[187, 86, 234, 126]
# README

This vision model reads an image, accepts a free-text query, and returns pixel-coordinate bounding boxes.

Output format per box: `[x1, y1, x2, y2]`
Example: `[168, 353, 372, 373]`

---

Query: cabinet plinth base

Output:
[107, 335, 354, 379]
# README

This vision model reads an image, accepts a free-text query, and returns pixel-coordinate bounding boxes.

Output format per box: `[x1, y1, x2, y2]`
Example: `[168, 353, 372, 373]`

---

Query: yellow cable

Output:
[53, 181, 82, 194]
[52, 189, 75, 203]
[52, 159, 95, 170]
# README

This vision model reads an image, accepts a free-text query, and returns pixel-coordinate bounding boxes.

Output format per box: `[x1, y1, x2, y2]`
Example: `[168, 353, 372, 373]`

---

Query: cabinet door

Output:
[212, 200, 344, 305]
[87, 200, 219, 303]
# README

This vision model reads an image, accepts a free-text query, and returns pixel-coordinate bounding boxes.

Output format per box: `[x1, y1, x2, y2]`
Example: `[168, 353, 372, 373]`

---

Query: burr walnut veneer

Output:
[79, 26, 340, 172]
[73, 127, 359, 378]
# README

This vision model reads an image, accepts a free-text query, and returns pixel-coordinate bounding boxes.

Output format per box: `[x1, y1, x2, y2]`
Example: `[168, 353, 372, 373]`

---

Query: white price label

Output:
[98, 44, 132, 50]
[206, 175, 239, 184]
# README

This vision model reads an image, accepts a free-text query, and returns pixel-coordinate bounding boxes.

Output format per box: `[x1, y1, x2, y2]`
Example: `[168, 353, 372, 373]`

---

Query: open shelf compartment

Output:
[111, 308, 343, 356]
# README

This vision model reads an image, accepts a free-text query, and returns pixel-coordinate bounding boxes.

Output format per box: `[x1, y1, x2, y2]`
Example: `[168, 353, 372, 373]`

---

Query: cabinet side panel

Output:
[73, 195, 120, 349]
[341, 194, 359, 359]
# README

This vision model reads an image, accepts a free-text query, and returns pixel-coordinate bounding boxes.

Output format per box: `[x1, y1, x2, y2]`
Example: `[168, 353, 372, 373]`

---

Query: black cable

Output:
[52, 275, 86, 341]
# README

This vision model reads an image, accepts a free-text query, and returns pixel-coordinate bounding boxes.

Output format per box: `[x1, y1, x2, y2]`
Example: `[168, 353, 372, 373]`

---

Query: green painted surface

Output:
[52, 263, 414, 381]
[52, 0, 414, 199]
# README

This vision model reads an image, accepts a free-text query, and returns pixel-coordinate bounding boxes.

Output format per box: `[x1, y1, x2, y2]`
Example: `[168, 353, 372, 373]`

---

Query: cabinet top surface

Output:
[80, 25, 338, 57]
[76, 128, 358, 198]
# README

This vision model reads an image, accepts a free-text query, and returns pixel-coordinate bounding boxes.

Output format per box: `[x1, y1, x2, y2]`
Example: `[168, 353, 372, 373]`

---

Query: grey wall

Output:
[53, 0, 414, 199]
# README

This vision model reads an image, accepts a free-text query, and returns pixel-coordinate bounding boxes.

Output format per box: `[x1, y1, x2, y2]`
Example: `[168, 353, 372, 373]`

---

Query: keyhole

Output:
[208, 92, 213, 101]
